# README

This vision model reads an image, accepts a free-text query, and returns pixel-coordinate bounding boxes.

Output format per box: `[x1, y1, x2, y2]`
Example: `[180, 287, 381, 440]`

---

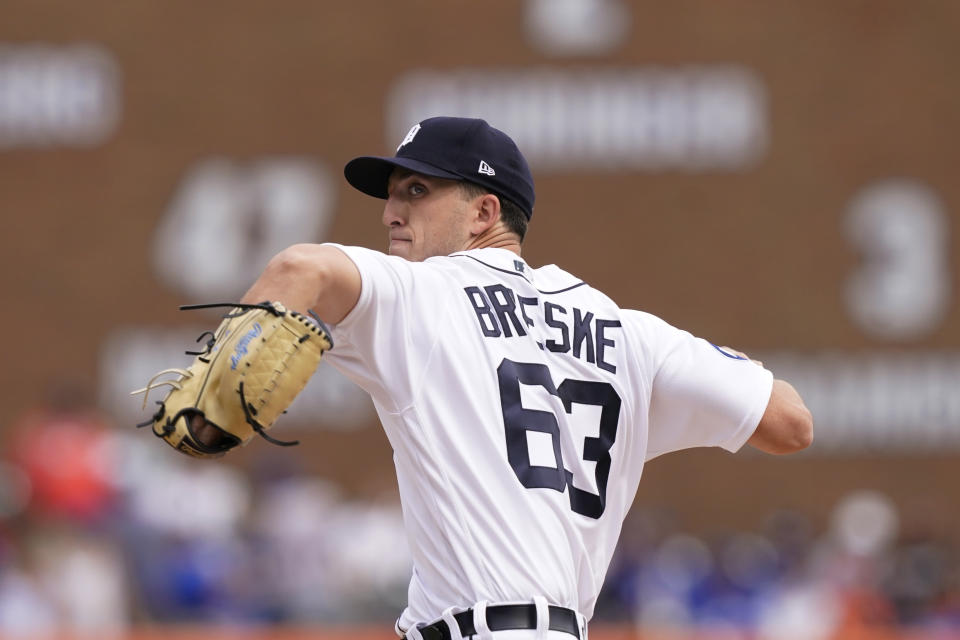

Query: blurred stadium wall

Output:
[0, 0, 958, 637]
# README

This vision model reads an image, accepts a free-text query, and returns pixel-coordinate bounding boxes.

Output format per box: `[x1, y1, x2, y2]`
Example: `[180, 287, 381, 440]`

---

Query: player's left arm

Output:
[747, 378, 813, 455]
[179, 243, 362, 451]
[241, 243, 362, 324]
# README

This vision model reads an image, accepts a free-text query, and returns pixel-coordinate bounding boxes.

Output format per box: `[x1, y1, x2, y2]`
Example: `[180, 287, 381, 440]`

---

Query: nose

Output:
[382, 196, 404, 228]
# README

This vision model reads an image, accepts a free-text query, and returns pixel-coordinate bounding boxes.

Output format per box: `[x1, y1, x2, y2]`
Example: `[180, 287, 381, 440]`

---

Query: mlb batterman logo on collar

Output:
[344, 116, 536, 220]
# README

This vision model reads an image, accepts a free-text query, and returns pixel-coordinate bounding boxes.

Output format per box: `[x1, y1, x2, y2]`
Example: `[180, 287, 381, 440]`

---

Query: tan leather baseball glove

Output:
[132, 301, 332, 458]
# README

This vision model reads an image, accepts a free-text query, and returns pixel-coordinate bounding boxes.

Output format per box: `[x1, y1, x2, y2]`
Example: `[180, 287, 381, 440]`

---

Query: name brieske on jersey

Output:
[463, 283, 621, 374]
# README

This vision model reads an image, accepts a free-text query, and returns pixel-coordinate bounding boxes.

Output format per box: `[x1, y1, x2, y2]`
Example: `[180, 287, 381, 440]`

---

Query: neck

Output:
[464, 225, 522, 256]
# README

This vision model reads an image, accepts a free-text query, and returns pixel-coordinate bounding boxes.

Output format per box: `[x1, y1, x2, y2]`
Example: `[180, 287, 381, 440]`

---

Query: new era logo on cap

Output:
[343, 116, 536, 220]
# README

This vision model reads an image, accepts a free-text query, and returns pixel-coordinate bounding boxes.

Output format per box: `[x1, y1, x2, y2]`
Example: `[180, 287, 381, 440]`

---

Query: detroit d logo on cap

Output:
[397, 123, 421, 151]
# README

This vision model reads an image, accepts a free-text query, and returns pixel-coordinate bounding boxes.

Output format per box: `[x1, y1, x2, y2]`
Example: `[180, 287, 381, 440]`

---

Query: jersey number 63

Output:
[497, 358, 621, 519]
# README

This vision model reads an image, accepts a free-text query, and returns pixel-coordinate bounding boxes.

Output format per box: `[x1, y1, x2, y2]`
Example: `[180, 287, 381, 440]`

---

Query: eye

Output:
[408, 182, 426, 196]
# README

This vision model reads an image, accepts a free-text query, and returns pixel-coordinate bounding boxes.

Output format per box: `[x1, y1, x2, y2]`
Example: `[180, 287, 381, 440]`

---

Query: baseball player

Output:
[138, 116, 812, 640]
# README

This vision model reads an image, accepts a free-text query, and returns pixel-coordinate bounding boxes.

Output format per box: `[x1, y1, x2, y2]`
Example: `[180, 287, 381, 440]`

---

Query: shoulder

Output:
[323, 243, 405, 270]
[324, 243, 454, 282]
[529, 263, 586, 295]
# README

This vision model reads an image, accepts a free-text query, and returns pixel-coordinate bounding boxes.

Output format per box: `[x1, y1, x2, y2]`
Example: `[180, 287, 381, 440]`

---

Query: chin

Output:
[388, 243, 407, 256]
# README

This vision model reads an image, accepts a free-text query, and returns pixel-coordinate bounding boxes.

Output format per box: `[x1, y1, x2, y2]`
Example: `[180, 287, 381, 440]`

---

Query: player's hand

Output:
[190, 414, 230, 449]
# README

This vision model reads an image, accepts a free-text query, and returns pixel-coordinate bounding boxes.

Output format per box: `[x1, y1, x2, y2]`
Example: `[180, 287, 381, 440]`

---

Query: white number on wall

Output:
[524, 0, 630, 56]
[844, 180, 950, 340]
[153, 158, 334, 300]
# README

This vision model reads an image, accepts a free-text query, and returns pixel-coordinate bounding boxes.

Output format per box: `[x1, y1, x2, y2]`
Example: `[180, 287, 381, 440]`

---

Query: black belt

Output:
[410, 604, 581, 640]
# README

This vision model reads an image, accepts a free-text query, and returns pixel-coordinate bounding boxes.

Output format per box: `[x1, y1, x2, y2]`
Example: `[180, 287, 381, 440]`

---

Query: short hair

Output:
[459, 181, 529, 242]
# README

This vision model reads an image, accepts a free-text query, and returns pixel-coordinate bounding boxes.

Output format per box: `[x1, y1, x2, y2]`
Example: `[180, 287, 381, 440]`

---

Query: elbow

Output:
[259, 243, 359, 324]
[755, 380, 814, 455]
[265, 244, 333, 292]
[751, 403, 814, 455]
[790, 405, 814, 452]
[267, 243, 322, 274]
[776, 404, 814, 454]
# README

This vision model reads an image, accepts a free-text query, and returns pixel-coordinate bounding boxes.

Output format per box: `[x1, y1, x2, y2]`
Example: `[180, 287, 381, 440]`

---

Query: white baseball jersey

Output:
[321, 245, 773, 629]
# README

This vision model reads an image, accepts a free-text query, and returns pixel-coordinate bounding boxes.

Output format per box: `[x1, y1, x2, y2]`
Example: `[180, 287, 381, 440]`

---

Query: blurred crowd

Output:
[595, 497, 960, 638]
[0, 390, 957, 638]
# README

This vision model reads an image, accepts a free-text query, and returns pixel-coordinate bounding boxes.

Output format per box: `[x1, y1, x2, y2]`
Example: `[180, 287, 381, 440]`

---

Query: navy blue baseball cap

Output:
[344, 117, 536, 219]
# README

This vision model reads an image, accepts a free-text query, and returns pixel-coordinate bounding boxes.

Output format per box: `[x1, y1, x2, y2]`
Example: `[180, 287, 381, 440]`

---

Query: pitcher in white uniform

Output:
[213, 116, 813, 640]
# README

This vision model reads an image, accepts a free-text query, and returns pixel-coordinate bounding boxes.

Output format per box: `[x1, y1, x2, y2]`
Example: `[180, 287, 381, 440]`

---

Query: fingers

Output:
[190, 414, 228, 448]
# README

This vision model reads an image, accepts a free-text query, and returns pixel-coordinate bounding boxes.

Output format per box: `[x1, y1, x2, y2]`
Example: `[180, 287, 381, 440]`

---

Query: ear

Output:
[468, 193, 502, 236]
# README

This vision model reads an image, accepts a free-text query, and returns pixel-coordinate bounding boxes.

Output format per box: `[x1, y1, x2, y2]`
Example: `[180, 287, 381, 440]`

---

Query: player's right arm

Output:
[714, 347, 813, 455]
[634, 311, 813, 460]
[747, 378, 813, 454]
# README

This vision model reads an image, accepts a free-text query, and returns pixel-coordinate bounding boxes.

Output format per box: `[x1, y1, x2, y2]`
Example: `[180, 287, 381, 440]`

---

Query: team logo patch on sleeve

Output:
[711, 343, 747, 360]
